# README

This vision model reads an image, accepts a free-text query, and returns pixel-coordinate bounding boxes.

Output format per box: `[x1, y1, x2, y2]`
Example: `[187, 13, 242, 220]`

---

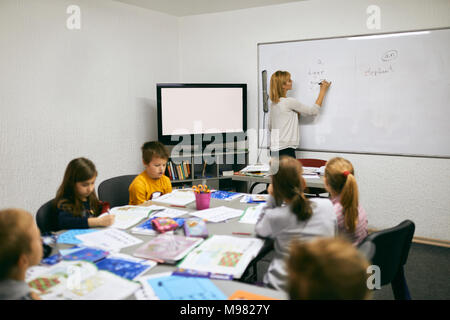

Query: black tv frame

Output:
[156, 83, 247, 146]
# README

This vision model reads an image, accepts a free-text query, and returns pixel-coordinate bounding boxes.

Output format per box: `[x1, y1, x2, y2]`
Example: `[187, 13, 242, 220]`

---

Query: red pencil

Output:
[232, 232, 252, 236]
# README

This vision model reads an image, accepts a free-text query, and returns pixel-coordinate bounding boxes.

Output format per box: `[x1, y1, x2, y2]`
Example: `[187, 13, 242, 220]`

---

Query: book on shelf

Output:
[167, 160, 191, 181]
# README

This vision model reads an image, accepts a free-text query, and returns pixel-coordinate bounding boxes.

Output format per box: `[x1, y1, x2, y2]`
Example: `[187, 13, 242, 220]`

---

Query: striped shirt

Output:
[331, 196, 368, 245]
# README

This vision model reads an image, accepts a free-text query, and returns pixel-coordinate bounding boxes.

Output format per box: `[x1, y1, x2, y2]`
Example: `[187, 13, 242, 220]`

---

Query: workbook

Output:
[138, 273, 227, 300]
[178, 235, 265, 279]
[211, 190, 243, 201]
[238, 203, 266, 224]
[95, 253, 157, 280]
[105, 205, 153, 229]
[133, 233, 203, 264]
[27, 261, 140, 300]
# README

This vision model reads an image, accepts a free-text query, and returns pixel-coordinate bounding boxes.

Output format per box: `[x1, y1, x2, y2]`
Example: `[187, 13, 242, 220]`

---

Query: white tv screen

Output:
[159, 85, 246, 138]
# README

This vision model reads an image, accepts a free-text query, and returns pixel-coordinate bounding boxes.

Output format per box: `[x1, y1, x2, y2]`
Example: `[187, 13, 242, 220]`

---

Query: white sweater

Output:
[269, 97, 320, 151]
[255, 195, 337, 291]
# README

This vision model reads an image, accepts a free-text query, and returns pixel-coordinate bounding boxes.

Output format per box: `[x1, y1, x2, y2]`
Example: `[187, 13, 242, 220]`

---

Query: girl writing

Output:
[55, 158, 114, 230]
[255, 156, 336, 291]
[324, 157, 368, 245]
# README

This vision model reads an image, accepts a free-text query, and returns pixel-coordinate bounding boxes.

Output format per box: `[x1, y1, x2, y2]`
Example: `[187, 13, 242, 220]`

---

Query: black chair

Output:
[98, 175, 137, 208]
[358, 240, 376, 262]
[36, 199, 59, 234]
[239, 239, 274, 284]
[358, 220, 415, 300]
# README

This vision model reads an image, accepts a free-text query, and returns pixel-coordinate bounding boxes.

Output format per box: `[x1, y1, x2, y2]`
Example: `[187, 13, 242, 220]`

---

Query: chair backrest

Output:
[36, 199, 59, 234]
[98, 175, 137, 208]
[359, 220, 415, 286]
[298, 158, 327, 168]
[358, 240, 376, 263]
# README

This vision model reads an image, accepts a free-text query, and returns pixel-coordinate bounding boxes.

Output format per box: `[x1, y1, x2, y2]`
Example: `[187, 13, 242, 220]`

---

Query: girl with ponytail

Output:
[255, 156, 336, 291]
[324, 157, 368, 245]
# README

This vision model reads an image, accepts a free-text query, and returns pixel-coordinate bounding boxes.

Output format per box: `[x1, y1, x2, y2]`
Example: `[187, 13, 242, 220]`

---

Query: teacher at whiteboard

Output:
[269, 70, 331, 158]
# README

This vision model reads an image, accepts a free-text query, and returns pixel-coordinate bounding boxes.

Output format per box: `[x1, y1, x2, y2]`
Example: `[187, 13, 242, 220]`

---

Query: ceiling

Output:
[113, 0, 306, 17]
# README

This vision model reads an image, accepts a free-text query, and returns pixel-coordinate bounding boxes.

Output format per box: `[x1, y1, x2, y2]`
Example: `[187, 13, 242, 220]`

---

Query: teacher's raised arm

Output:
[269, 71, 331, 159]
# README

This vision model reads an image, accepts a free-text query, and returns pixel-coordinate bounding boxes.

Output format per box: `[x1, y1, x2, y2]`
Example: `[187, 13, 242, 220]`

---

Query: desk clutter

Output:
[29, 196, 275, 300]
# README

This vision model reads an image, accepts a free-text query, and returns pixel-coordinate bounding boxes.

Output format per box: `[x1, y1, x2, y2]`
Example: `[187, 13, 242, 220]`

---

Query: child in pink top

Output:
[324, 157, 368, 245]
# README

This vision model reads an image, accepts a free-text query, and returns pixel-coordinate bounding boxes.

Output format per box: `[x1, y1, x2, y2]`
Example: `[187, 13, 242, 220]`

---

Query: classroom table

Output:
[53, 196, 288, 300]
[232, 173, 326, 193]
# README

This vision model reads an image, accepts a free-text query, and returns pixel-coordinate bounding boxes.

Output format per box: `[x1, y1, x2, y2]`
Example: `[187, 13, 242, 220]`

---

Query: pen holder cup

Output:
[195, 192, 211, 210]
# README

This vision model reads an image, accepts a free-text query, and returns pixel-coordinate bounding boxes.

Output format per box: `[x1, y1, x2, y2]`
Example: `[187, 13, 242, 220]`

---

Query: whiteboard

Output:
[258, 29, 450, 158]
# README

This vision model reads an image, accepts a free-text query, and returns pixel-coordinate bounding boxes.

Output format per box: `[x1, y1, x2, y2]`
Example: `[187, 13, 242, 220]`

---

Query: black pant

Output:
[270, 148, 296, 159]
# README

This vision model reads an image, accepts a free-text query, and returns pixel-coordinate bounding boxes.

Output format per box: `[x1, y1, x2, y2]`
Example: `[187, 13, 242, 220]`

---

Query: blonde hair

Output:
[270, 71, 291, 104]
[287, 237, 371, 300]
[272, 156, 312, 221]
[325, 157, 359, 233]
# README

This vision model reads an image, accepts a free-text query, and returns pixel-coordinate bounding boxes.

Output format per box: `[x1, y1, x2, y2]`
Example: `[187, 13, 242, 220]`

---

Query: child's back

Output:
[256, 196, 336, 291]
[255, 156, 336, 291]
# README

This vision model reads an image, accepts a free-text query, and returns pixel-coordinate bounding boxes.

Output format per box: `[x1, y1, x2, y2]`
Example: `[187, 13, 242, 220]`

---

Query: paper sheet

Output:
[75, 228, 143, 251]
[189, 206, 243, 223]
[151, 207, 188, 218]
[105, 205, 153, 229]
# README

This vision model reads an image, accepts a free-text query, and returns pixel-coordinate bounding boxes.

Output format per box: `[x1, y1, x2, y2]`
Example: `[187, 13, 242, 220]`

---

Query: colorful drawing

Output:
[28, 277, 60, 293]
[219, 251, 242, 267]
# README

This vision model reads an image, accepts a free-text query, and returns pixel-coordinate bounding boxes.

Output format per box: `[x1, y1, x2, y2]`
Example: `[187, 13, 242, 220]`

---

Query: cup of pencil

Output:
[193, 184, 211, 210]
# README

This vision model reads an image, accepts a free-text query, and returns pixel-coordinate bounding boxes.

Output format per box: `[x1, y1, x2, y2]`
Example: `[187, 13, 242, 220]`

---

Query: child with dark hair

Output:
[129, 141, 172, 205]
[255, 156, 336, 291]
[55, 157, 114, 229]
[0, 208, 43, 300]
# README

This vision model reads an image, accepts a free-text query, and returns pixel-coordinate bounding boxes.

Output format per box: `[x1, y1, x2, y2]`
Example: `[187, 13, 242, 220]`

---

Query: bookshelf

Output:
[165, 147, 248, 192]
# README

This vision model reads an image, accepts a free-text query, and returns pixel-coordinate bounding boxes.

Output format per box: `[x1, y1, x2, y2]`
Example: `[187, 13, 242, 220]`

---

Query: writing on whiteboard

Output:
[381, 49, 398, 62]
[364, 64, 394, 77]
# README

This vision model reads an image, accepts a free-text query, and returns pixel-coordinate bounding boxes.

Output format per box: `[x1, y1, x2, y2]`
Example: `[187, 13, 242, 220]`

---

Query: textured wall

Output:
[178, 0, 450, 240]
[0, 0, 179, 214]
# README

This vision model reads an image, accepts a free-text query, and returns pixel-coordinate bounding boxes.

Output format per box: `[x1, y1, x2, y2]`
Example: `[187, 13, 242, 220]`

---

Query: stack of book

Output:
[166, 160, 191, 181]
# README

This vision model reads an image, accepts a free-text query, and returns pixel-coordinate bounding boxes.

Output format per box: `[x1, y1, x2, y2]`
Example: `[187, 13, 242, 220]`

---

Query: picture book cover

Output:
[62, 247, 109, 263]
[183, 218, 209, 238]
[133, 233, 203, 264]
[95, 254, 156, 280]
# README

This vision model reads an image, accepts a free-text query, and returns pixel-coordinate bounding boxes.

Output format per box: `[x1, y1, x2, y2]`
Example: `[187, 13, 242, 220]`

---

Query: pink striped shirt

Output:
[331, 196, 368, 245]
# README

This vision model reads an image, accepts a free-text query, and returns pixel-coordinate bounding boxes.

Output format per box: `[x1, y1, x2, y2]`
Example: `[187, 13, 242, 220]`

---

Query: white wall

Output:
[0, 0, 179, 214]
[178, 0, 450, 240]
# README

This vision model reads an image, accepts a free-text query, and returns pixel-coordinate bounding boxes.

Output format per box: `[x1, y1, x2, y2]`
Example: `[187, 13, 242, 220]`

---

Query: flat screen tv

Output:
[157, 83, 247, 146]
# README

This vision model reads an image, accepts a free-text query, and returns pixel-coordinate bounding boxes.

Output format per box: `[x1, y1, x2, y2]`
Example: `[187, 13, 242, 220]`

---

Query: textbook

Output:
[178, 235, 265, 279]
[27, 261, 140, 300]
[133, 233, 203, 264]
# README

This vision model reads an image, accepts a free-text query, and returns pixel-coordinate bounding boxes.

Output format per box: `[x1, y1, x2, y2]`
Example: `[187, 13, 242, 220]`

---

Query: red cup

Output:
[195, 192, 211, 210]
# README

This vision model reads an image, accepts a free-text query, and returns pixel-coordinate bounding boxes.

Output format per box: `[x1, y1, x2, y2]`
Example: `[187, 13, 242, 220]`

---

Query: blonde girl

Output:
[255, 156, 336, 291]
[324, 157, 368, 245]
[269, 71, 330, 158]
